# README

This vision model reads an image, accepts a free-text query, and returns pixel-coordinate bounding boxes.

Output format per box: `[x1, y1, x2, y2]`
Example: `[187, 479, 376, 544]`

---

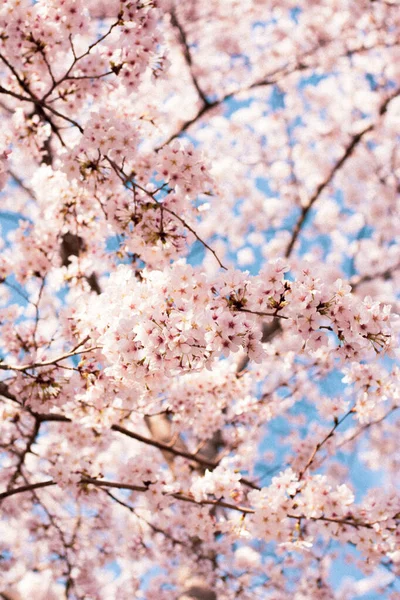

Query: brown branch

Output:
[285, 86, 400, 258]
[81, 477, 149, 493]
[0, 477, 383, 533]
[170, 491, 254, 514]
[0, 382, 18, 403]
[102, 488, 216, 564]
[27, 484, 77, 595]
[158, 58, 312, 149]
[297, 408, 355, 481]
[158, 101, 218, 149]
[41, 21, 121, 102]
[0, 478, 147, 501]
[63, 71, 114, 81]
[0, 401, 260, 491]
[107, 157, 227, 270]
[112, 424, 219, 468]
[170, 10, 209, 106]
[158, 42, 399, 149]
[236, 308, 289, 320]
[161, 203, 227, 270]
[0, 86, 66, 147]
[236, 320, 282, 373]
[90, 480, 386, 529]
[34, 413, 71, 423]
[350, 262, 400, 289]
[37, 102, 83, 134]
[0, 337, 96, 372]
[0, 85, 32, 103]
[0, 52, 82, 136]
[0, 53, 35, 96]
[111, 424, 259, 490]
[284, 128, 374, 257]
[338, 405, 399, 448]
[4, 418, 41, 493]
[8, 169, 36, 199]
[0, 480, 55, 500]
[287, 514, 375, 530]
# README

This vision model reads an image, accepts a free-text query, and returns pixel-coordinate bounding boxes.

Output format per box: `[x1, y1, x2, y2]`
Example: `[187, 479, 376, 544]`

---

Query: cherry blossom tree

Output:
[0, 1, 399, 598]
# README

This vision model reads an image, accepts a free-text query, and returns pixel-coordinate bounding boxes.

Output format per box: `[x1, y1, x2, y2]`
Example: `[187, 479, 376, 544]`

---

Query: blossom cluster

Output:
[286, 270, 393, 360]
[342, 363, 400, 423]
[74, 262, 265, 401]
[61, 109, 141, 183]
[72, 260, 394, 407]
[247, 469, 400, 562]
[0, 0, 399, 597]
[0, 0, 166, 101]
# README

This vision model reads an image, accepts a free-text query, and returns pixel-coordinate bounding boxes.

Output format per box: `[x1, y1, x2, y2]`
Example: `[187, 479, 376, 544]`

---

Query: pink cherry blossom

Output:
[0, 1, 399, 598]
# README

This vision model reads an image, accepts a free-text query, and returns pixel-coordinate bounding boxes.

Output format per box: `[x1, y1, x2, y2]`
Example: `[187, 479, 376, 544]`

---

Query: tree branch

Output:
[111, 424, 259, 489]
[0, 337, 96, 372]
[284, 87, 400, 258]
[297, 408, 355, 481]
[0, 480, 55, 500]
[170, 10, 209, 106]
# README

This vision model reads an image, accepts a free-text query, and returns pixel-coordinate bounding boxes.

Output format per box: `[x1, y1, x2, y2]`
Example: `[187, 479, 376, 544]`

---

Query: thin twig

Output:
[297, 407, 355, 481]
[338, 405, 399, 448]
[170, 10, 209, 106]
[107, 157, 227, 270]
[0, 337, 97, 372]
